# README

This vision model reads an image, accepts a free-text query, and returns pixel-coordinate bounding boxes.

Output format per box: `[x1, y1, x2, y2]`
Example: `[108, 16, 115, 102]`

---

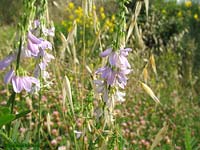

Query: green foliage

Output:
[0, 0, 200, 149]
[0, 0, 23, 25]
[184, 127, 200, 150]
[0, 107, 15, 128]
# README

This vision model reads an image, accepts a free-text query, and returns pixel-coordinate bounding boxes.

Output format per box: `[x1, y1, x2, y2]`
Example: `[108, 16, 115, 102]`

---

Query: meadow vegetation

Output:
[0, 0, 200, 150]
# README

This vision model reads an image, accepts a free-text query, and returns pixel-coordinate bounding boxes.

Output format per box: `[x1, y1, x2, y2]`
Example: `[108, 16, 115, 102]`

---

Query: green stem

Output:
[6, 35, 23, 137]
[73, 124, 78, 150]
[38, 87, 41, 150]
[15, 36, 23, 71]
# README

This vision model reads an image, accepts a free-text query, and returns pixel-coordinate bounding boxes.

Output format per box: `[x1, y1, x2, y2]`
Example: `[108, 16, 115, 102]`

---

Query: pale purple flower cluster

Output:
[94, 47, 131, 104]
[4, 69, 40, 93]
[0, 20, 55, 93]
[27, 30, 55, 80]
[96, 48, 131, 89]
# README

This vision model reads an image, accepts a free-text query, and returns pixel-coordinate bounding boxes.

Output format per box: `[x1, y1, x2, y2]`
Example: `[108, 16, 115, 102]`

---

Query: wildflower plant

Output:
[95, 0, 131, 126]
[0, 0, 54, 147]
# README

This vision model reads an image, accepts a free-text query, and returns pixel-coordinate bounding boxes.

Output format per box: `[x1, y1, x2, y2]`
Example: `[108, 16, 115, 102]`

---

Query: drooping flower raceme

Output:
[95, 47, 131, 106]
[94, 47, 131, 125]
[96, 47, 131, 88]
[0, 20, 55, 94]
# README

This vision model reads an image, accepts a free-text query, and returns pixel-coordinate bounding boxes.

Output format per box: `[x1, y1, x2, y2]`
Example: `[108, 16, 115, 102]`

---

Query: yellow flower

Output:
[105, 19, 114, 32]
[106, 20, 113, 27]
[162, 9, 166, 14]
[75, 7, 83, 17]
[194, 14, 198, 20]
[177, 11, 182, 17]
[101, 13, 106, 20]
[68, 2, 74, 9]
[69, 15, 74, 20]
[68, 26, 72, 32]
[89, 12, 92, 17]
[95, 31, 99, 35]
[100, 7, 104, 13]
[109, 28, 114, 33]
[111, 15, 115, 21]
[89, 20, 93, 25]
[92, 5, 96, 10]
[185, 1, 192, 8]
[76, 18, 81, 24]
[61, 20, 66, 27]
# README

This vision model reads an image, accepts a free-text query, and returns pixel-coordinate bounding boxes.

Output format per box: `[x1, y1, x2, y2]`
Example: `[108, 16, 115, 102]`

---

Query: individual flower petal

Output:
[101, 67, 111, 79]
[22, 77, 32, 92]
[42, 70, 50, 79]
[28, 31, 42, 44]
[74, 130, 82, 139]
[120, 68, 132, 75]
[39, 61, 47, 70]
[100, 48, 112, 57]
[29, 77, 40, 89]
[12, 76, 23, 93]
[109, 52, 118, 66]
[95, 66, 107, 74]
[27, 40, 39, 56]
[42, 27, 55, 37]
[21, 46, 32, 58]
[43, 52, 55, 63]
[114, 90, 126, 102]
[33, 20, 40, 29]
[120, 48, 132, 57]
[40, 40, 52, 50]
[4, 69, 15, 84]
[118, 55, 131, 68]
[107, 70, 116, 85]
[0, 54, 16, 70]
[115, 72, 128, 89]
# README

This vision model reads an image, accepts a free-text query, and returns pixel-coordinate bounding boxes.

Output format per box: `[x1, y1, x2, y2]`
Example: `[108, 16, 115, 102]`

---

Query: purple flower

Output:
[33, 20, 40, 29]
[4, 69, 15, 84]
[27, 39, 40, 56]
[27, 31, 51, 57]
[12, 76, 40, 93]
[115, 71, 128, 89]
[28, 31, 42, 44]
[99, 47, 131, 68]
[100, 48, 112, 57]
[96, 66, 131, 88]
[96, 66, 116, 86]
[120, 48, 132, 57]
[12, 76, 23, 93]
[39, 40, 52, 50]
[42, 27, 55, 37]
[114, 90, 126, 102]
[115, 68, 131, 88]
[40, 52, 54, 69]
[109, 52, 118, 66]
[21, 46, 32, 58]
[0, 54, 16, 70]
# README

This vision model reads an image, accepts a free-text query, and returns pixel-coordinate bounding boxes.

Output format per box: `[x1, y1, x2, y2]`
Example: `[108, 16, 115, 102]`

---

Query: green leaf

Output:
[14, 110, 31, 120]
[0, 107, 10, 116]
[0, 114, 15, 128]
[0, 130, 14, 144]
[0, 107, 15, 128]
